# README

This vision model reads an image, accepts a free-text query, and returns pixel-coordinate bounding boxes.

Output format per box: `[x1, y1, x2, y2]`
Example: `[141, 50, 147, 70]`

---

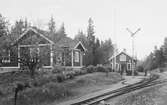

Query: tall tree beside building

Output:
[162, 37, 167, 62]
[56, 23, 66, 40]
[0, 14, 10, 50]
[74, 30, 88, 46]
[48, 16, 56, 34]
[10, 19, 28, 41]
[99, 39, 114, 64]
[0, 14, 8, 37]
[86, 18, 96, 65]
[94, 38, 101, 65]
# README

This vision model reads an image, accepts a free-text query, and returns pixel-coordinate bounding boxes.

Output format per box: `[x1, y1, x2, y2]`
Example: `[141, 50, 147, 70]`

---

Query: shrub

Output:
[126, 71, 132, 76]
[52, 66, 65, 74]
[134, 70, 138, 76]
[136, 66, 144, 72]
[105, 66, 112, 72]
[159, 68, 164, 72]
[96, 65, 106, 72]
[66, 72, 75, 79]
[56, 74, 66, 83]
[32, 76, 51, 87]
[86, 65, 96, 73]
[126, 70, 138, 76]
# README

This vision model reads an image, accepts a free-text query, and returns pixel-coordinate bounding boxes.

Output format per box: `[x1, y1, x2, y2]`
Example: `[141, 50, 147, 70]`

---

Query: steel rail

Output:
[71, 75, 165, 105]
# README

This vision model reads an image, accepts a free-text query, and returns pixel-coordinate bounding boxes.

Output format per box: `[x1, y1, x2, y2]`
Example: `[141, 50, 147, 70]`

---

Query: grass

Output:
[0, 71, 122, 105]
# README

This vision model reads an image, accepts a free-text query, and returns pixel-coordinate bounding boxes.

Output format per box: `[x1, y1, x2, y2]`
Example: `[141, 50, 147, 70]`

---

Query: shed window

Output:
[120, 54, 126, 61]
[127, 63, 131, 70]
[74, 51, 79, 62]
[116, 63, 119, 70]
[2, 50, 11, 63]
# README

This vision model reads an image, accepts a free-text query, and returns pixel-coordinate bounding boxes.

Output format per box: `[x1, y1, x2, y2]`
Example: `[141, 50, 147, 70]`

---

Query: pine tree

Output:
[86, 18, 96, 65]
[75, 30, 88, 46]
[87, 18, 95, 46]
[58, 23, 66, 37]
[0, 14, 9, 50]
[0, 14, 8, 37]
[48, 16, 56, 33]
[10, 19, 28, 41]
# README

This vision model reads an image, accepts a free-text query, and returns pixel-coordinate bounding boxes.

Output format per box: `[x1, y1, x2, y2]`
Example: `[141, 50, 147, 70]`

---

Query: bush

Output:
[56, 74, 66, 83]
[159, 68, 164, 72]
[96, 65, 106, 72]
[52, 66, 65, 74]
[86, 65, 96, 73]
[66, 72, 75, 79]
[32, 76, 51, 87]
[126, 71, 132, 76]
[126, 70, 138, 76]
[105, 66, 112, 72]
[136, 66, 144, 72]
[134, 70, 138, 76]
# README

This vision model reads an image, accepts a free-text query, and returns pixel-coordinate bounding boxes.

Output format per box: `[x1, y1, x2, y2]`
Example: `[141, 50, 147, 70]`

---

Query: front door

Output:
[121, 64, 127, 75]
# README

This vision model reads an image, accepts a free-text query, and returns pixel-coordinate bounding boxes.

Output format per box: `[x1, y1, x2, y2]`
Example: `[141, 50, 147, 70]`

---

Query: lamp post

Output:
[126, 28, 141, 76]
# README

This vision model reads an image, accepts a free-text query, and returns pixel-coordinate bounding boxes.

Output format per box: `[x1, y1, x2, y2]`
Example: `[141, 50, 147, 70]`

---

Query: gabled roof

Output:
[14, 27, 54, 45]
[55, 37, 86, 51]
[12, 27, 86, 51]
[109, 51, 134, 61]
[74, 41, 87, 51]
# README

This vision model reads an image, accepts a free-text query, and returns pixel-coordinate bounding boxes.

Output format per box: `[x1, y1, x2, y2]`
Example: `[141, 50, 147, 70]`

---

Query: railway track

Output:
[71, 74, 167, 105]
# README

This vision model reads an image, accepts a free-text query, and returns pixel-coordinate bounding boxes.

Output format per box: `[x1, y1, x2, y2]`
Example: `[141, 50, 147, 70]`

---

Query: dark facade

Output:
[109, 51, 137, 73]
[0, 28, 86, 69]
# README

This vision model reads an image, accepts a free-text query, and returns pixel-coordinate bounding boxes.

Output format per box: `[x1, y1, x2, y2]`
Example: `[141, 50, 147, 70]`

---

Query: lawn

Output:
[0, 71, 122, 105]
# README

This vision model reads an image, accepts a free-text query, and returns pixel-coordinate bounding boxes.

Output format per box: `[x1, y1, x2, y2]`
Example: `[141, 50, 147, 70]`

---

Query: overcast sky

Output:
[1, 0, 167, 60]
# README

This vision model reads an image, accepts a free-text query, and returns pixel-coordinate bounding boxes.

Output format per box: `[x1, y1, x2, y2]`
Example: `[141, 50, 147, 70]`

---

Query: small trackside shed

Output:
[108, 51, 137, 73]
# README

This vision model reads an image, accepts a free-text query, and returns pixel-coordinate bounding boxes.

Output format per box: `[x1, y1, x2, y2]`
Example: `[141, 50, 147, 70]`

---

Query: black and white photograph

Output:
[0, 0, 167, 105]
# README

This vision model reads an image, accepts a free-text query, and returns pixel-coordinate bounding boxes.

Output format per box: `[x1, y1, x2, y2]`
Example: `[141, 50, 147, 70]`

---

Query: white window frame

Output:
[74, 51, 80, 62]
[2, 50, 11, 63]
[120, 54, 126, 61]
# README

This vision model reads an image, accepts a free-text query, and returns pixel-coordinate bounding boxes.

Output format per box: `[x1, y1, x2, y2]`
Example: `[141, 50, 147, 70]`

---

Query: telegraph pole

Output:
[126, 28, 141, 76]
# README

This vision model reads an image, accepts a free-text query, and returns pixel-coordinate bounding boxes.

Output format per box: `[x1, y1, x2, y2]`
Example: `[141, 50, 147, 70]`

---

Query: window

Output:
[120, 54, 126, 61]
[116, 63, 119, 71]
[111, 63, 113, 69]
[2, 50, 11, 63]
[127, 63, 131, 70]
[74, 51, 79, 62]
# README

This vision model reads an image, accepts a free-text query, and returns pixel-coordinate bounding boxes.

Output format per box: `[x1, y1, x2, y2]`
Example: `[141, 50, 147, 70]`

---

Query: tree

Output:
[0, 14, 8, 37]
[74, 30, 88, 47]
[55, 23, 67, 41]
[0, 14, 10, 52]
[94, 38, 101, 65]
[154, 46, 165, 68]
[48, 16, 56, 34]
[98, 39, 114, 64]
[18, 45, 42, 79]
[86, 18, 96, 65]
[10, 19, 28, 41]
[59, 23, 66, 37]
[162, 37, 167, 63]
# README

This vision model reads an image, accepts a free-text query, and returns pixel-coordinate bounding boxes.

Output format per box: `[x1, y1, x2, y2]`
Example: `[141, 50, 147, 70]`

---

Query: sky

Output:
[0, 0, 167, 60]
